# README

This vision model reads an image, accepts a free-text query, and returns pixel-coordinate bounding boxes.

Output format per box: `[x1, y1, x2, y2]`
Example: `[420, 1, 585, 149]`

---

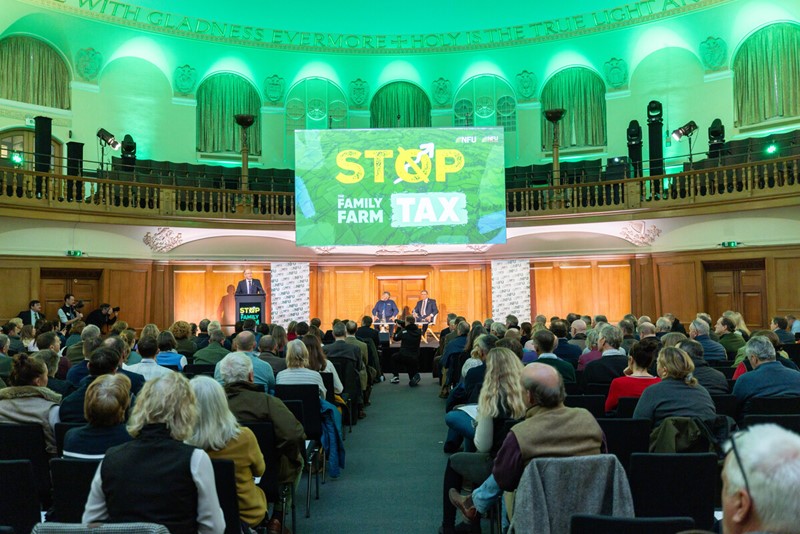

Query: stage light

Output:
[11, 152, 23, 166]
[766, 143, 777, 155]
[708, 118, 725, 143]
[671, 120, 698, 141]
[647, 100, 663, 122]
[96, 128, 120, 150]
[120, 134, 137, 171]
[626, 120, 642, 144]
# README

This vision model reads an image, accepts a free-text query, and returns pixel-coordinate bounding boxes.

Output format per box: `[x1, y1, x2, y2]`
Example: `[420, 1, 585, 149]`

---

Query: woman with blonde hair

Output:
[632, 346, 716, 428]
[188, 376, 266, 529]
[140, 323, 160, 341]
[723, 310, 750, 340]
[83, 372, 225, 533]
[170, 320, 197, 357]
[275, 339, 326, 398]
[441, 347, 527, 532]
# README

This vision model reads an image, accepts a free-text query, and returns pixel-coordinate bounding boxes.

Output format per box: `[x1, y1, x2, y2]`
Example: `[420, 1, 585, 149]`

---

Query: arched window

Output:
[284, 78, 348, 163]
[733, 23, 800, 127]
[196, 73, 261, 155]
[0, 36, 70, 109]
[0, 128, 62, 173]
[452, 75, 517, 132]
[370, 82, 431, 128]
[540, 67, 606, 150]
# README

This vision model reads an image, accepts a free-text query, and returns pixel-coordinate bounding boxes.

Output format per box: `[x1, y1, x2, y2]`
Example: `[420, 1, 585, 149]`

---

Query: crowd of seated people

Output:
[435, 309, 800, 530]
[0, 306, 401, 533]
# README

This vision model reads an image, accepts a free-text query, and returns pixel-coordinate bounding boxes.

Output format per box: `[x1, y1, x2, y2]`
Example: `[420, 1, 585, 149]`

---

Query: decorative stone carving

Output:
[314, 246, 336, 255]
[603, 58, 629, 89]
[349, 78, 369, 107]
[75, 48, 103, 82]
[475, 96, 494, 118]
[375, 245, 428, 256]
[143, 227, 183, 252]
[516, 70, 538, 101]
[466, 244, 491, 253]
[432, 78, 452, 107]
[173, 64, 197, 95]
[619, 221, 661, 246]
[699, 37, 727, 71]
[263, 74, 285, 104]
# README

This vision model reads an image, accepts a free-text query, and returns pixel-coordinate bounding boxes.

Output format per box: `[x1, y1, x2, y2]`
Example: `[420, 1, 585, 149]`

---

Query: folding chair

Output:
[320, 371, 351, 437]
[0, 423, 52, 507]
[628, 453, 717, 529]
[242, 421, 296, 534]
[596, 418, 651, 472]
[49, 458, 101, 523]
[55, 422, 84, 457]
[274, 386, 323, 518]
[210, 459, 241, 534]
[564, 395, 606, 418]
[615, 396, 640, 418]
[0, 460, 41, 533]
[571, 514, 695, 534]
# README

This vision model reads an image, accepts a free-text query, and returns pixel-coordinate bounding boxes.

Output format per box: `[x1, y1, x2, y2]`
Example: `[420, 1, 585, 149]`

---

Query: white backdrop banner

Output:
[491, 259, 531, 323]
[271, 262, 310, 326]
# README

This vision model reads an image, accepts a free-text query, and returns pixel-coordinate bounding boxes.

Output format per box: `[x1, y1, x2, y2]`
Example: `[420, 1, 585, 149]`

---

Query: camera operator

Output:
[85, 303, 119, 332]
[391, 315, 422, 387]
[58, 293, 84, 333]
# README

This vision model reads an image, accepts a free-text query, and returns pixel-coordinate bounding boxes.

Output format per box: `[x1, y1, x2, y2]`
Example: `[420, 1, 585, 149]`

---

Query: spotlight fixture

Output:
[766, 143, 778, 155]
[647, 100, 663, 122]
[120, 134, 137, 171]
[626, 120, 642, 144]
[708, 118, 725, 158]
[11, 151, 24, 167]
[671, 120, 698, 141]
[96, 128, 120, 150]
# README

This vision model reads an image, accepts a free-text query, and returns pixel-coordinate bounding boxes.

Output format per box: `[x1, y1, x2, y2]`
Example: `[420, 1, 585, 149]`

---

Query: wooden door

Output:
[704, 262, 766, 330]
[40, 269, 101, 324]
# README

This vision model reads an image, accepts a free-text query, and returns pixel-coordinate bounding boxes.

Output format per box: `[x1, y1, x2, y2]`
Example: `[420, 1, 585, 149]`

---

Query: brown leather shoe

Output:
[448, 489, 478, 523]
[266, 518, 292, 534]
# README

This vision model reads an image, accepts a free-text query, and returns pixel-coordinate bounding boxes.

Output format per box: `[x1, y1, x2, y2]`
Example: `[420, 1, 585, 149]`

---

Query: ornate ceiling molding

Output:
[375, 245, 429, 256]
[619, 221, 661, 246]
[143, 227, 183, 252]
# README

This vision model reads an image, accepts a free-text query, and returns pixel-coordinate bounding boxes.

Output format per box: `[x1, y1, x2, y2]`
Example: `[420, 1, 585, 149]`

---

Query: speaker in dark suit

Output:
[235, 268, 265, 295]
[412, 290, 439, 334]
[18, 300, 44, 326]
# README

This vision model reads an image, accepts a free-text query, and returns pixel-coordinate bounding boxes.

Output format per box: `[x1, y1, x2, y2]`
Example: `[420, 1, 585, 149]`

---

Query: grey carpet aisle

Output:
[292, 373, 446, 534]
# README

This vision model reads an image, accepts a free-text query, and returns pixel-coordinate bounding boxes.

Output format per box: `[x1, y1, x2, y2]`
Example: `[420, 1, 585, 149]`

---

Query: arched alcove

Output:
[370, 81, 431, 128]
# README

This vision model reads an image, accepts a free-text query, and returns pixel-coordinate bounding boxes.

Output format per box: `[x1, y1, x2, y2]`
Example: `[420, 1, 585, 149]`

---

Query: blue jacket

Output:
[371, 299, 399, 321]
[733, 361, 800, 408]
[695, 335, 727, 361]
[320, 399, 345, 478]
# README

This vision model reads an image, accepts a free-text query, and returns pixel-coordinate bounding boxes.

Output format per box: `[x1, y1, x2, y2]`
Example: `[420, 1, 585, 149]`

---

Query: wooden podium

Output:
[235, 294, 266, 324]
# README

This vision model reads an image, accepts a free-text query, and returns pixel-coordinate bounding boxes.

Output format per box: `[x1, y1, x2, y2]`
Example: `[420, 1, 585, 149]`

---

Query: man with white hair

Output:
[637, 322, 657, 341]
[722, 424, 800, 534]
[689, 319, 727, 361]
[214, 330, 275, 394]
[733, 336, 800, 413]
[220, 351, 305, 534]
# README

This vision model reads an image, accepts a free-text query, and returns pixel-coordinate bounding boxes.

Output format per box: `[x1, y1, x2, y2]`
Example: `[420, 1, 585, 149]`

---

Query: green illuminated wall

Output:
[0, 0, 798, 171]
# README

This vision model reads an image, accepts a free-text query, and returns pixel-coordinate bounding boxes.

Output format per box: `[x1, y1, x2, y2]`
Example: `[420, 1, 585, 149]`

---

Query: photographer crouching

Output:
[391, 315, 422, 387]
[85, 303, 119, 333]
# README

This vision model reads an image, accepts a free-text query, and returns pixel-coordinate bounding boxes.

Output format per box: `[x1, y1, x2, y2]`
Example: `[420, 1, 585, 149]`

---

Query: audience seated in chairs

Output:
[33, 349, 75, 397]
[154, 330, 187, 371]
[125, 336, 173, 381]
[731, 330, 799, 378]
[63, 373, 132, 459]
[0, 352, 62, 453]
[192, 328, 230, 366]
[276, 340, 327, 400]
[677, 338, 729, 395]
[188, 376, 267, 532]
[82, 372, 225, 533]
[441, 347, 527, 533]
[170, 320, 197, 358]
[582, 324, 628, 385]
[632, 346, 717, 429]
[447, 363, 604, 533]
[60, 347, 125, 424]
[605, 338, 660, 414]
[303, 333, 343, 396]
[214, 331, 276, 394]
[732, 335, 800, 417]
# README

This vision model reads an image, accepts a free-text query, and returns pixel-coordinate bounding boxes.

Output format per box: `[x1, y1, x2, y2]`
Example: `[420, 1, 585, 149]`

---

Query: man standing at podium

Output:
[236, 268, 265, 295]
[413, 290, 438, 335]
[372, 292, 399, 336]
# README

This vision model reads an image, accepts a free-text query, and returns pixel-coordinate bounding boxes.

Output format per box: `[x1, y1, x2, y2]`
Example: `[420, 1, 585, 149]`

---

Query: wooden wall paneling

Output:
[173, 270, 207, 326]
[206, 268, 234, 326]
[41, 278, 68, 321]
[475, 264, 491, 322]
[0, 266, 34, 322]
[597, 262, 632, 322]
[558, 262, 593, 317]
[399, 279, 426, 318]
[773, 257, 800, 315]
[149, 263, 169, 329]
[314, 267, 335, 328]
[655, 261, 700, 320]
[308, 266, 318, 321]
[632, 256, 656, 318]
[108, 269, 149, 331]
[705, 271, 736, 320]
[438, 267, 472, 320]
[531, 263, 557, 319]
[335, 268, 370, 324]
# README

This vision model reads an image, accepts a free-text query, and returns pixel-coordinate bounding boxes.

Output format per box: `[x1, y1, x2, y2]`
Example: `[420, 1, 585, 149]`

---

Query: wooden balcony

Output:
[1, 154, 799, 229]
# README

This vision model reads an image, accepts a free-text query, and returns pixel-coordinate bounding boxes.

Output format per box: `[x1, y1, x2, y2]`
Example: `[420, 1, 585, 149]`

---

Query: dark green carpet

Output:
[291, 373, 447, 534]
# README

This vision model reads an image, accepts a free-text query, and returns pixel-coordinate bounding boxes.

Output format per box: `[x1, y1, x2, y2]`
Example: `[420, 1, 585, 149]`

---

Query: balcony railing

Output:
[1, 154, 798, 226]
